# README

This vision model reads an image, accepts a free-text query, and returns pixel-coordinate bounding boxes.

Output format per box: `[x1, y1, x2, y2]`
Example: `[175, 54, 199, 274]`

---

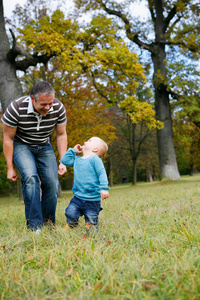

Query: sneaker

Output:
[35, 229, 41, 235]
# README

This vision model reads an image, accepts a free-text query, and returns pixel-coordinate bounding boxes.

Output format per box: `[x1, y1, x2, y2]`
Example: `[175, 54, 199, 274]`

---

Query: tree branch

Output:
[7, 29, 37, 63]
[15, 53, 55, 72]
[167, 15, 182, 33]
[100, 1, 154, 53]
[7, 43, 35, 62]
[91, 71, 111, 101]
[147, 0, 156, 23]
[163, 6, 177, 32]
[6, 28, 56, 71]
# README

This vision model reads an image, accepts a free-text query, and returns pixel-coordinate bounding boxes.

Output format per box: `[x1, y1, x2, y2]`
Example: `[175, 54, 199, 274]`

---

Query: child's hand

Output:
[74, 144, 82, 153]
[101, 190, 109, 200]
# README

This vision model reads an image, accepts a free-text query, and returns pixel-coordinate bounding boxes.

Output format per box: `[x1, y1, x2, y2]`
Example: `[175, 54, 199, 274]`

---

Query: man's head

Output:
[82, 137, 108, 158]
[30, 81, 55, 115]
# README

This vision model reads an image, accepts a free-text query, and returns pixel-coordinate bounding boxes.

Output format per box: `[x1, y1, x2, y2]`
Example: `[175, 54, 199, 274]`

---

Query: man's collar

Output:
[28, 96, 35, 114]
[27, 96, 54, 115]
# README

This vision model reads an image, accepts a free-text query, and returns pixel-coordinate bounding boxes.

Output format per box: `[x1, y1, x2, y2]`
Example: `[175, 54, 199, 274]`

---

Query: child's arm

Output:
[93, 156, 109, 199]
[61, 148, 77, 166]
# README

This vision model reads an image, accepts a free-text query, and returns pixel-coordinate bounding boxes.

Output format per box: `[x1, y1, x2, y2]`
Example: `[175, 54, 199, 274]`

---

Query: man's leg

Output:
[13, 141, 43, 230]
[36, 143, 59, 225]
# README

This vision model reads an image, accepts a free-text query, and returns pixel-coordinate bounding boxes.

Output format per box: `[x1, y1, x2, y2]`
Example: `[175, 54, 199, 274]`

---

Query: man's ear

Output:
[92, 147, 99, 153]
[31, 95, 35, 104]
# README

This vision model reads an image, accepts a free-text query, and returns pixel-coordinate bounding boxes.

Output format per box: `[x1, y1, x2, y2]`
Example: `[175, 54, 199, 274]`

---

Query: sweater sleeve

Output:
[61, 148, 77, 166]
[93, 156, 109, 191]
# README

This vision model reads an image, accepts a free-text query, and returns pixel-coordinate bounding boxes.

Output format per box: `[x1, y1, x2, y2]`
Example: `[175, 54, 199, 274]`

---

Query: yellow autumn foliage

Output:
[120, 96, 163, 130]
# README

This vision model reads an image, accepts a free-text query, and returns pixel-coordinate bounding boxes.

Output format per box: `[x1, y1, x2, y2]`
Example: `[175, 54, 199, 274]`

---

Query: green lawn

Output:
[0, 175, 200, 299]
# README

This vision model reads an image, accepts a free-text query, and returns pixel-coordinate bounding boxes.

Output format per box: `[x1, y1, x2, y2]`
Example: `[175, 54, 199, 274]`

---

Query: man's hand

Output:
[7, 168, 17, 182]
[74, 144, 82, 153]
[101, 190, 109, 200]
[58, 162, 67, 175]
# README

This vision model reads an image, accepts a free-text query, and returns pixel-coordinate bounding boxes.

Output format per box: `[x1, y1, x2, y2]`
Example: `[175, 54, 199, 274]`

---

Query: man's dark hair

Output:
[30, 81, 55, 101]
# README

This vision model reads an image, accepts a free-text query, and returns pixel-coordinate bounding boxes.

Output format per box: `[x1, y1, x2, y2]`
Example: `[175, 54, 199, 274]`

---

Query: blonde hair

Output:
[96, 138, 108, 158]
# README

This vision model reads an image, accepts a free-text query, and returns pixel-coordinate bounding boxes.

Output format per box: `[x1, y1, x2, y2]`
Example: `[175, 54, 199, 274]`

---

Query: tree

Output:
[0, 0, 22, 112]
[105, 83, 162, 185]
[119, 94, 163, 184]
[74, 0, 200, 180]
[173, 113, 200, 175]
[0, 0, 60, 112]
[137, 131, 159, 182]
[168, 58, 200, 129]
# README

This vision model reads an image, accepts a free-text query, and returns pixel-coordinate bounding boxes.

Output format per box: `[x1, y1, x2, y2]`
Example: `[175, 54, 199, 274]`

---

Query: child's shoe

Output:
[85, 222, 99, 237]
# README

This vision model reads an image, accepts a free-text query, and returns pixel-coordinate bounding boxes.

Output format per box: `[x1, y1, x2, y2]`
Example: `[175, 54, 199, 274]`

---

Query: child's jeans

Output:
[65, 196, 102, 234]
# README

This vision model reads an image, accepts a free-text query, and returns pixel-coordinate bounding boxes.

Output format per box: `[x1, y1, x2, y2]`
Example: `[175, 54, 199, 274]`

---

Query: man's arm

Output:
[56, 122, 67, 175]
[3, 123, 17, 182]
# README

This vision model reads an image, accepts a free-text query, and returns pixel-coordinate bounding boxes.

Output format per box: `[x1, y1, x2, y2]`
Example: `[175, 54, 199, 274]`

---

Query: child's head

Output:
[82, 137, 108, 158]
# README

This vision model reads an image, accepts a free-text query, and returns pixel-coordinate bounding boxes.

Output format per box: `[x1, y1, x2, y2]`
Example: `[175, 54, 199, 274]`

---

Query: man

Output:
[1, 81, 67, 231]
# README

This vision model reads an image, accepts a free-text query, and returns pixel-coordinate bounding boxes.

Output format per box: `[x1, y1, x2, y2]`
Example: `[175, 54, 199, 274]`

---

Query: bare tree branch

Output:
[15, 53, 55, 72]
[6, 29, 55, 71]
[163, 6, 177, 32]
[100, 1, 155, 53]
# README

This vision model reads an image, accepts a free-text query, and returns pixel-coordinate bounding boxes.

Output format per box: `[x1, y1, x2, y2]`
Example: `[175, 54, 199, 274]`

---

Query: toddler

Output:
[61, 137, 109, 235]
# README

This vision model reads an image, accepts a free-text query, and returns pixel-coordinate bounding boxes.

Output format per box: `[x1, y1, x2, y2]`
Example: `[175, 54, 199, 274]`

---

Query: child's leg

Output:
[83, 201, 102, 236]
[65, 197, 83, 227]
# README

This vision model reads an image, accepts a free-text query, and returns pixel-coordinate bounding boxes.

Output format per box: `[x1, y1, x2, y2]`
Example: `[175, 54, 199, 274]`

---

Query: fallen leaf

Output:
[94, 282, 102, 290]
[66, 266, 73, 276]
[143, 281, 157, 290]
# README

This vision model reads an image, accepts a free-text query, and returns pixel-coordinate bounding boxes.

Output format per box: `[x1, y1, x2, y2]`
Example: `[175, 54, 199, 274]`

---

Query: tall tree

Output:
[0, 0, 61, 112]
[74, 0, 200, 180]
[173, 112, 200, 175]
[0, 0, 22, 112]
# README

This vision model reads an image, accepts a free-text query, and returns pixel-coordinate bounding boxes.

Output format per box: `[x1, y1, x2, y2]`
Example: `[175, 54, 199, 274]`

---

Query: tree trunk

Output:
[146, 164, 153, 182]
[132, 159, 137, 185]
[0, 0, 23, 199]
[109, 158, 113, 187]
[151, 0, 180, 180]
[106, 156, 113, 187]
[155, 87, 180, 180]
[152, 43, 180, 180]
[0, 0, 22, 112]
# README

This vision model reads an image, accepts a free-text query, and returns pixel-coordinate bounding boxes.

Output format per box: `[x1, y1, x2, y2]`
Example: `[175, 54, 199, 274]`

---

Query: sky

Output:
[3, 0, 27, 18]
[3, 0, 149, 19]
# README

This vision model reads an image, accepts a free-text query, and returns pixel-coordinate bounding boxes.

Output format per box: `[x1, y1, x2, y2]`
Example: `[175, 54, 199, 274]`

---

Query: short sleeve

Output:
[1, 101, 19, 128]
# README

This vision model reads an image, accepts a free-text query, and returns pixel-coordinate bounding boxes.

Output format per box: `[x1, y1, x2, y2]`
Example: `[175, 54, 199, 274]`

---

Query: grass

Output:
[0, 175, 200, 299]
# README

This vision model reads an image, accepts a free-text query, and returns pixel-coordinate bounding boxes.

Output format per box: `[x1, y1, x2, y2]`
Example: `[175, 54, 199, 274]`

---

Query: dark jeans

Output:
[13, 141, 59, 230]
[65, 196, 102, 229]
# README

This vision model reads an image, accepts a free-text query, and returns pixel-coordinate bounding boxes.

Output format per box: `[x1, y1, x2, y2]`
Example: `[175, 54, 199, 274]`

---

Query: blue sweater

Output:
[61, 148, 109, 201]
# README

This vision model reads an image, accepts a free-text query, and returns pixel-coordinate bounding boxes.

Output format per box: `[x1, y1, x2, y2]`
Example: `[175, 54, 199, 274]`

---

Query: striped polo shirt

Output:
[1, 96, 67, 146]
